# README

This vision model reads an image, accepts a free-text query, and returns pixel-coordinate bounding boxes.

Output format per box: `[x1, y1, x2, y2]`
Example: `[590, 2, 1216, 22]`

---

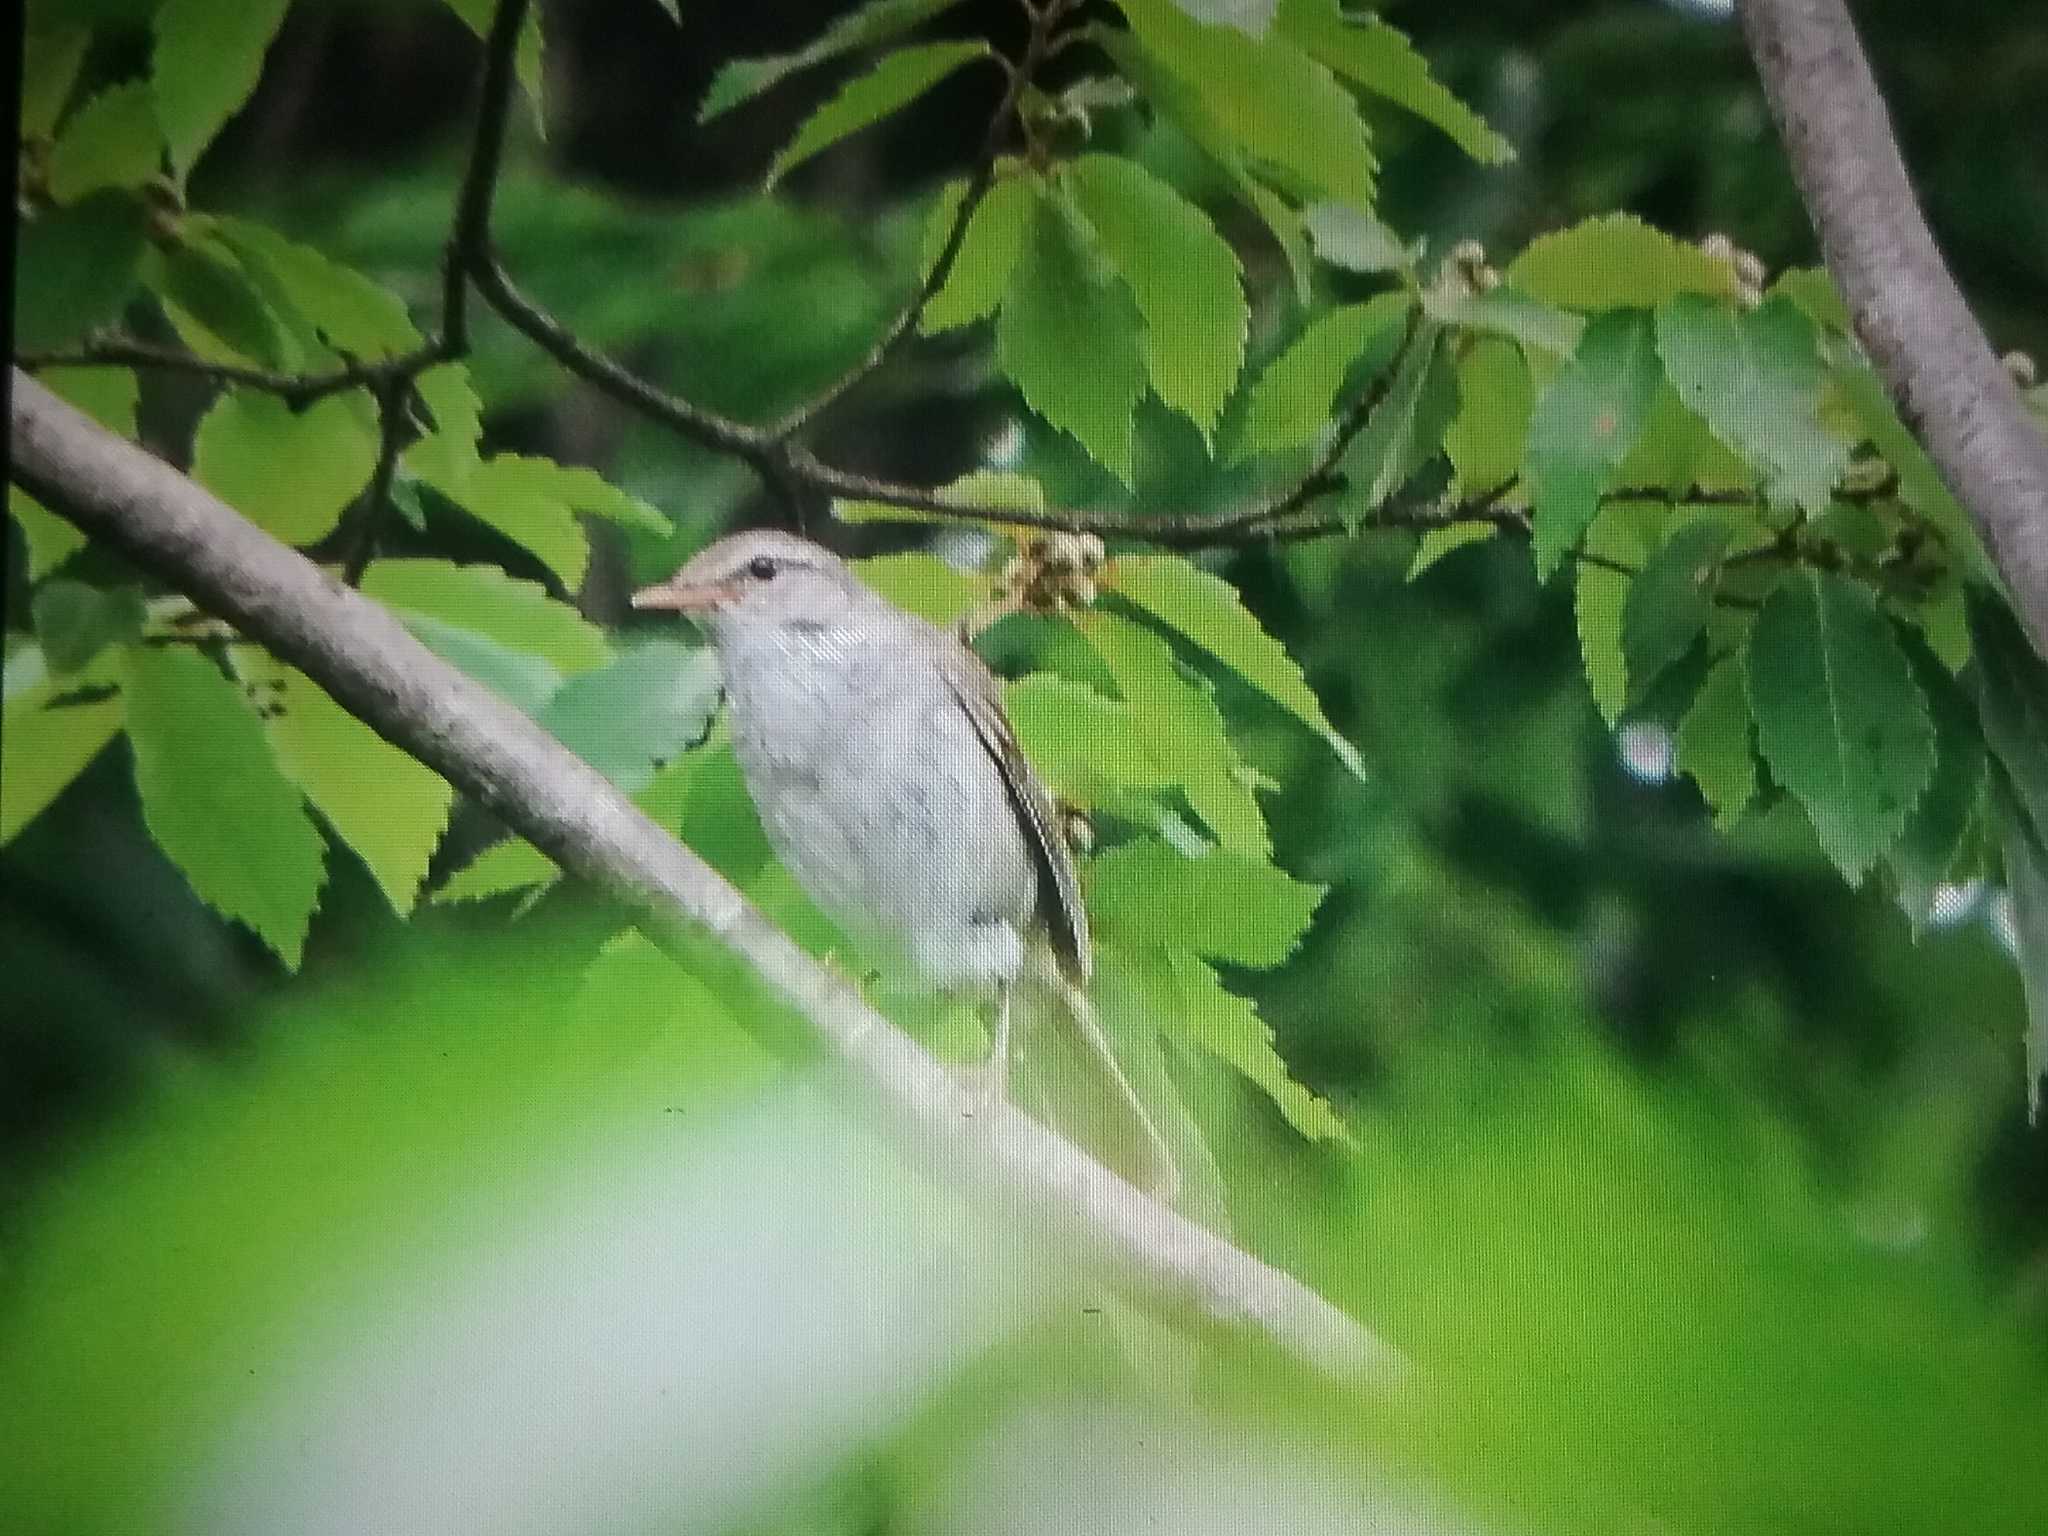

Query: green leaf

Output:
[1407, 521, 1498, 580]
[851, 552, 991, 628]
[1675, 655, 1756, 829]
[14, 191, 148, 351]
[361, 559, 610, 679]
[1003, 675, 1174, 804]
[1525, 309, 1662, 576]
[1, 647, 123, 846]
[1507, 214, 1739, 310]
[1654, 294, 1848, 513]
[151, 0, 290, 176]
[1302, 202, 1413, 274]
[1443, 335, 1533, 494]
[31, 581, 148, 674]
[1277, 0, 1513, 165]
[918, 171, 1035, 333]
[1138, 948, 1348, 1142]
[191, 388, 380, 546]
[435, 836, 561, 904]
[1077, 611, 1270, 854]
[835, 468, 1048, 531]
[1967, 587, 2048, 847]
[1424, 283, 1583, 357]
[1990, 777, 2048, 1121]
[1116, 0, 1375, 207]
[47, 81, 163, 203]
[700, 0, 963, 121]
[212, 217, 422, 358]
[23, 24, 91, 140]
[8, 493, 88, 584]
[1888, 637, 1984, 934]
[1576, 502, 1648, 726]
[1832, 361, 1991, 580]
[1064, 155, 1247, 442]
[1341, 323, 1457, 517]
[1107, 554, 1362, 777]
[120, 644, 327, 967]
[411, 455, 592, 589]
[766, 41, 994, 187]
[148, 233, 292, 369]
[1613, 383, 1754, 497]
[482, 454, 672, 535]
[1622, 518, 1730, 704]
[538, 641, 722, 795]
[1771, 266, 1851, 334]
[440, 0, 547, 130]
[235, 653, 456, 917]
[1238, 292, 1409, 457]
[1745, 570, 1935, 884]
[1091, 837, 1323, 966]
[996, 191, 1148, 484]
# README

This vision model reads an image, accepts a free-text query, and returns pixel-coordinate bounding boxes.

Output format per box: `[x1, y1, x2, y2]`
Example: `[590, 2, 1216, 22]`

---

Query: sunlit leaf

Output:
[1424, 283, 1582, 357]
[1238, 292, 1409, 457]
[361, 559, 611, 680]
[1407, 521, 1498, 580]
[766, 42, 994, 187]
[47, 81, 162, 203]
[31, 582, 148, 675]
[1443, 335, 1532, 494]
[1576, 502, 1647, 726]
[918, 170, 1035, 333]
[1525, 308, 1661, 577]
[212, 217, 422, 359]
[192, 388, 380, 546]
[0, 647, 123, 846]
[851, 553, 991, 628]
[151, 0, 290, 176]
[1507, 214, 1739, 310]
[1002, 675, 1174, 805]
[434, 836, 560, 905]
[148, 232, 293, 369]
[1302, 202, 1415, 274]
[700, 0, 964, 121]
[538, 642, 722, 795]
[1091, 837, 1323, 967]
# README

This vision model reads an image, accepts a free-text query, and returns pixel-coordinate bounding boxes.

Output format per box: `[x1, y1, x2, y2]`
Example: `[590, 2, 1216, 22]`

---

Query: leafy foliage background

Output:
[7, 0, 2048, 1531]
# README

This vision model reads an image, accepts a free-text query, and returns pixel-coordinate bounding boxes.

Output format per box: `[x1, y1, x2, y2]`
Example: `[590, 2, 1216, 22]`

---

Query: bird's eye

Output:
[747, 556, 778, 581]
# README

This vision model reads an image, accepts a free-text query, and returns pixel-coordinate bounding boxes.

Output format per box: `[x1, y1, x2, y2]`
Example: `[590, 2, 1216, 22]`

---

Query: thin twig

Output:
[341, 376, 417, 586]
[17, 340, 441, 409]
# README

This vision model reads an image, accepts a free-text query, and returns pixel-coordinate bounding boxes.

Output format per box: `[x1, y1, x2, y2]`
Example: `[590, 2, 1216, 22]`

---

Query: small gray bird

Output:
[632, 530, 1173, 1194]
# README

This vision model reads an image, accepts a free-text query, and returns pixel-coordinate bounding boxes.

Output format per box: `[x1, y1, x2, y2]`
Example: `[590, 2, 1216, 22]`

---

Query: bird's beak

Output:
[630, 577, 731, 615]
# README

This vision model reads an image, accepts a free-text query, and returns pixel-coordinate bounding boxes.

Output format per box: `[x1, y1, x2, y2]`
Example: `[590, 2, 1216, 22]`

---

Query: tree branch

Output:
[1737, 0, 2048, 658]
[8, 368, 1402, 1386]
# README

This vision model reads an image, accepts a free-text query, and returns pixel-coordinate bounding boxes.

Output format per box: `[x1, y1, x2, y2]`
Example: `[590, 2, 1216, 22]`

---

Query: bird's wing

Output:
[939, 646, 1092, 985]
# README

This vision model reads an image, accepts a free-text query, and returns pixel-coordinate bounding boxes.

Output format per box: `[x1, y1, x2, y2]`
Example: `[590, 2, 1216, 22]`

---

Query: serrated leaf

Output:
[766, 41, 993, 187]
[1065, 155, 1247, 441]
[538, 641, 722, 795]
[1770, 266, 1851, 334]
[435, 836, 561, 904]
[1238, 292, 1409, 457]
[835, 468, 1047, 533]
[1991, 778, 2048, 1121]
[236, 653, 456, 916]
[996, 191, 1147, 484]
[1091, 838, 1322, 966]
[151, 0, 290, 176]
[1, 647, 123, 845]
[1832, 361, 1991, 580]
[1507, 214, 1739, 310]
[1675, 654, 1756, 829]
[1077, 611, 1269, 854]
[47, 81, 163, 203]
[851, 552, 990, 628]
[23, 25, 91, 140]
[192, 387, 379, 546]
[1407, 521, 1498, 580]
[1622, 518, 1730, 704]
[1424, 283, 1583, 357]
[1967, 587, 2048, 848]
[360, 559, 611, 678]
[1302, 201, 1414, 273]
[1525, 308, 1661, 577]
[1576, 503, 1647, 726]
[31, 581, 148, 674]
[1654, 293, 1848, 513]
[14, 191, 148, 351]
[212, 216, 422, 359]
[1116, 0, 1375, 207]
[1613, 383, 1755, 497]
[1003, 675, 1173, 804]
[918, 170, 1035, 333]
[441, 0, 547, 130]
[1157, 949, 1348, 1142]
[1443, 335, 1532, 494]
[1746, 570, 1935, 884]
[120, 644, 327, 966]
[1889, 635, 1984, 933]
[148, 233, 292, 369]
[700, 0, 963, 121]
[1342, 322, 1456, 517]
[411, 455, 591, 589]
[1277, 0, 1512, 165]
[1107, 554, 1362, 777]
[403, 363, 487, 487]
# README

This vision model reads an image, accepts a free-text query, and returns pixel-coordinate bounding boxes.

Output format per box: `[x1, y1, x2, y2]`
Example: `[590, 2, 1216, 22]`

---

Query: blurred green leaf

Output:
[0, 647, 123, 846]
[191, 388, 379, 546]
[1622, 518, 1729, 704]
[361, 559, 610, 679]
[1106, 554, 1362, 777]
[1301, 201, 1415, 274]
[1655, 294, 1847, 514]
[851, 553, 990, 628]
[1525, 308, 1661, 577]
[1508, 213, 1738, 310]
[31, 582, 148, 675]
[147, 233, 293, 369]
[1576, 502, 1647, 726]
[1967, 586, 2048, 846]
[1238, 292, 1408, 457]
[1065, 155, 1247, 443]
[1341, 323, 1456, 519]
[212, 216, 422, 359]
[14, 191, 148, 352]
[1832, 362, 1992, 581]
[701, 0, 963, 121]
[1746, 570, 1934, 884]
[47, 81, 162, 203]
[766, 42, 994, 188]
[996, 190, 1147, 484]
[1276, 0, 1512, 165]
[1091, 837, 1323, 967]
[1002, 675, 1173, 805]
[1443, 334, 1532, 494]
[440, 0, 547, 131]
[1992, 777, 2048, 1120]
[1407, 521, 1497, 580]
[918, 170, 1035, 334]
[22, 24, 90, 140]
[538, 642, 721, 795]
[1675, 654, 1756, 829]
[150, 0, 289, 177]
[1888, 637, 1984, 934]
[120, 644, 327, 967]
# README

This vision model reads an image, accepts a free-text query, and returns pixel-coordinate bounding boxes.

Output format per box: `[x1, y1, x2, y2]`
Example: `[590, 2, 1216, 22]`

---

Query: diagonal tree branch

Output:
[7, 367, 1403, 1386]
[1737, 0, 2048, 659]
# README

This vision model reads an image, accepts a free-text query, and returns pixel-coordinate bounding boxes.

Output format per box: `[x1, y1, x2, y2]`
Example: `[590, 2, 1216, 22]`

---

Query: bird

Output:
[631, 529, 1175, 1196]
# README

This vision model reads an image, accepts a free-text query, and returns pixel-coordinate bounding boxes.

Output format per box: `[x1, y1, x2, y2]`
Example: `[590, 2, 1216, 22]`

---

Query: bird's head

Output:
[630, 530, 862, 637]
